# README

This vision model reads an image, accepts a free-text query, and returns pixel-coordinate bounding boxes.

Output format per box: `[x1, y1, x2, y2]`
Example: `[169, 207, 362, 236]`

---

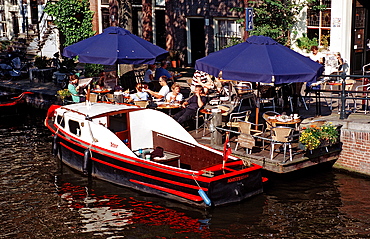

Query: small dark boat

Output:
[0, 92, 33, 117]
[45, 102, 266, 207]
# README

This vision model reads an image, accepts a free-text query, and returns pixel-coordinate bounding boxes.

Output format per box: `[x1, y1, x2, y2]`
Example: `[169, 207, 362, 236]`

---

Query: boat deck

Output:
[189, 127, 341, 174]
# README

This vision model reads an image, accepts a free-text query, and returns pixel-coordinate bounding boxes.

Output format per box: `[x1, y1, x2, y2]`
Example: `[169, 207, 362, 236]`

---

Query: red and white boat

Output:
[45, 102, 265, 207]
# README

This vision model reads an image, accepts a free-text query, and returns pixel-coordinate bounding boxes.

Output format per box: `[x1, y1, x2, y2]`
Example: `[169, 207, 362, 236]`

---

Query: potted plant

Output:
[295, 34, 318, 53]
[56, 88, 72, 104]
[299, 122, 339, 151]
[58, 57, 77, 73]
[169, 50, 179, 68]
[34, 56, 52, 69]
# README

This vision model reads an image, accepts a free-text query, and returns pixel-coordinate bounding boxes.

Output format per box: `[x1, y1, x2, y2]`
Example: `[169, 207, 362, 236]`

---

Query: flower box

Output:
[299, 122, 340, 151]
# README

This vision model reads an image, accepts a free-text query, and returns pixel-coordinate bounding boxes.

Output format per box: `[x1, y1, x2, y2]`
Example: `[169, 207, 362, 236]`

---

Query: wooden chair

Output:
[270, 126, 294, 162]
[134, 100, 149, 108]
[235, 121, 264, 153]
[88, 93, 98, 103]
[106, 93, 115, 102]
[226, 110, 251, 128]
[262, 111, 279, 135]
[259, 84, 276, 111]
[354, 83, 370, 114]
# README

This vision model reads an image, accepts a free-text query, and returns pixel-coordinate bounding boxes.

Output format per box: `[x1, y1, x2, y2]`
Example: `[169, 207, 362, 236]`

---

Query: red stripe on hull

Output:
[130, 179, 204, 202]
[93, 157, 208, 191]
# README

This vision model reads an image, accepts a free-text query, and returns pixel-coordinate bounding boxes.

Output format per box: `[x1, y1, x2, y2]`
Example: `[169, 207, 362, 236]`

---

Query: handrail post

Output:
[340, 73, 346, 119]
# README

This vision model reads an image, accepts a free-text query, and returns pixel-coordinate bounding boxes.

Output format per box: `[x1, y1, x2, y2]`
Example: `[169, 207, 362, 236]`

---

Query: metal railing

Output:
[308, 73, 370, 119]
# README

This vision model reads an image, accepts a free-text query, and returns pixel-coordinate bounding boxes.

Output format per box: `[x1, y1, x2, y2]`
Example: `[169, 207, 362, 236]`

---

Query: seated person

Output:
[146, 76, 170, 100]
[191, 70, 214, 94]
[154, 61, 173, 81]
[173, 85, 207, 126]
[95, 76, 105, 89]
[166, 83, 183, 103]
[68, 74, 85, 103]
[127, 83, 149, 102]
[114, 84, 124, 92]
[143, 64, 156, 90]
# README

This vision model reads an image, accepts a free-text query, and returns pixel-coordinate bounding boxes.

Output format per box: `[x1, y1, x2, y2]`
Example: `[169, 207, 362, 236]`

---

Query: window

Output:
[215, 19, 242, 51]
[155, 0, 165, 7]
[68, 120, 81, 137]
[101, 8, 110, 30]
[306, 0, 331, 47]
[56, 115, 65, 128]
[0, 10, 6, 37]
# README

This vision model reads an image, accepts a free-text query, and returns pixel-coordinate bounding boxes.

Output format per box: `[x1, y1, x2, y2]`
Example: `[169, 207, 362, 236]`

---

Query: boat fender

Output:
[198, 189, 212, 206]
[83, 149, 92, 176]
[52, 135, 59, 156]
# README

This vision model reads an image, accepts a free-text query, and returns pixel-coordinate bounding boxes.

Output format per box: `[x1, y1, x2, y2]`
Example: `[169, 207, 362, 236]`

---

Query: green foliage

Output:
[0, 40, 10, 51]
[44, 0, 95, 46]
[296, 33, 318, 52]
[231, 0, 325, 46]
[34, 56, 52, 69]
[84, 64, 104, 77]
[222, 37, 244, 49]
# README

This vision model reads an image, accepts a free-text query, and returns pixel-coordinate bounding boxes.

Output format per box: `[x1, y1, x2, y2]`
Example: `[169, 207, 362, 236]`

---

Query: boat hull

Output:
[54, 131, 263, 207]
[46, 103, 264, 207]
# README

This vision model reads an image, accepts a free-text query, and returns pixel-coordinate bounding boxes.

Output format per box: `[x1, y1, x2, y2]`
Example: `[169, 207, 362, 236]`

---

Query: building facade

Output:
[1, 0, 369, 72]
[94, 0, 368, 71]
[300, 0, 370, 74]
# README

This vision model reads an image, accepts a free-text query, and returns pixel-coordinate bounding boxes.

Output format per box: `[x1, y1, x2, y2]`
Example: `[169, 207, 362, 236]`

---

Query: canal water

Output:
[1, 109, 370, 238]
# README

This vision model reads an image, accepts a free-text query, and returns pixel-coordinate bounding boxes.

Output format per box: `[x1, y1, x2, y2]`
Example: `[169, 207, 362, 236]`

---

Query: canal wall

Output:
[336, 129, 370, 175]
[312, 115, 370, 176]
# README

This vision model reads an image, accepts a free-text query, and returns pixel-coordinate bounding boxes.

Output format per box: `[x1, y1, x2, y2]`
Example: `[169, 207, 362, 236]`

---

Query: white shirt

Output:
[130, 91, 148, 101]
[165, 92, 183, 102]
[310, 52, 324, 63]
[158, 85, 170, 97]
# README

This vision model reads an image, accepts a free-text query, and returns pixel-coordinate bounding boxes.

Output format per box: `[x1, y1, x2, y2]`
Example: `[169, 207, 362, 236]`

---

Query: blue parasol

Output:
[195, 35, 324, 84]
[63, 27, 168, 65]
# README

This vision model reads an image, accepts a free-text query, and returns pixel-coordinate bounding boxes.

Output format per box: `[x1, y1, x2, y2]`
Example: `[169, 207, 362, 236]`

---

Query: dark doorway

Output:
[189, 18, 205, 66]
[11, 13, 19, 36]
[155, 10, 166, 50]
[351, 0, 370, 74]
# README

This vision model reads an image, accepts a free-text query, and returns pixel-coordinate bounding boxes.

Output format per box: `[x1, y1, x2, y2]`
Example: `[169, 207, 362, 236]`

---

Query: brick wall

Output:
[336, 129, 370, 175]
[90, 0, 99, 34]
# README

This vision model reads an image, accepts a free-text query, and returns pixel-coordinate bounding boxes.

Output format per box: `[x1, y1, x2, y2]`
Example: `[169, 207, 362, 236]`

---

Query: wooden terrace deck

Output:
[189, 127, 341, 174]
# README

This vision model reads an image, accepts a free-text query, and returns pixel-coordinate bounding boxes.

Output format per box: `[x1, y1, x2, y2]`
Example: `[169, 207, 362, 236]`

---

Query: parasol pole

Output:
[255, 82, 260, 130]
[86, 84, 91, 104]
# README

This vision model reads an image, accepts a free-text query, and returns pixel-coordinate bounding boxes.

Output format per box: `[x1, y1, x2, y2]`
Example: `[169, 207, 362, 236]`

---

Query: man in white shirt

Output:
[146, 76, 170, 100]
[309, 46, 324, 65]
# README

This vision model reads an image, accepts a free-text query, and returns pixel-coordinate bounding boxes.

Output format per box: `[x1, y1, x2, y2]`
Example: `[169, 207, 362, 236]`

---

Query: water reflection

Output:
[1, 109, 370, 238]
[55, 166, 209, 238]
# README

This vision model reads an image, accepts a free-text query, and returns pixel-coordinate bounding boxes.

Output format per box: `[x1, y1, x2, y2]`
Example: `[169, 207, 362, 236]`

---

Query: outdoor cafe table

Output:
[156, 103, 181, 115]
[267, 117, 302, 130]
[198, 108, 228, 135]
[91, 89, 111, 101]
